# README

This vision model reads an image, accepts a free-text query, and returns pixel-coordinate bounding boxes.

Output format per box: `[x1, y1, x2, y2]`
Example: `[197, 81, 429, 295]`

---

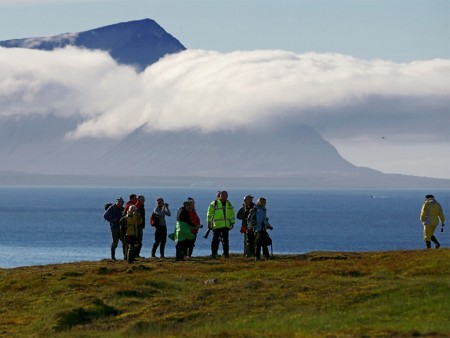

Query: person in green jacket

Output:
[207, 191, 235, 259]
[420, 194, 445, 249]
[169, 200, 197, 261]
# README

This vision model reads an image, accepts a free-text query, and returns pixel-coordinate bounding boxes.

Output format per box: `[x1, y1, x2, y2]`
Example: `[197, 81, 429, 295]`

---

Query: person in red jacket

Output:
[134, 195, 146, 258]
[125, 194, 138, 213]
[186, 197, 202, 257]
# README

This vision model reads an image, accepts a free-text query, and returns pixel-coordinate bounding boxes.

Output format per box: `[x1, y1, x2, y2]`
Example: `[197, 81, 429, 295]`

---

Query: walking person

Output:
[103, 197, 125, 261]
[134, 195, 146, 258]
[420, 194, 445, 249]
[237, 194, 255, 257]
[248, 197, 273, 261]
[207, 191, 235, 259]
[150, 197, 171, 258]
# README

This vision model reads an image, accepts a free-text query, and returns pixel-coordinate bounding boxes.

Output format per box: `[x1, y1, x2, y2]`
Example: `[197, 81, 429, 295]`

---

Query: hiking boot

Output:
[210, 254, 217, 259]
[435, 243, 441, 249]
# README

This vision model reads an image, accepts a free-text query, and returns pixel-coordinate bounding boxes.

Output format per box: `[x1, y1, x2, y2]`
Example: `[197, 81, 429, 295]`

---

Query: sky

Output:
[0, 0, 449, 179]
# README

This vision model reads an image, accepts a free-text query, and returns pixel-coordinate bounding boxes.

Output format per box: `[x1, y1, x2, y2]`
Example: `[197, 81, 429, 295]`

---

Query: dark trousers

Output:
[111, 227, 126, 259]
[152, 226, 167, 257]
[255, 231, 270, 259]
[186, 233, 198, 257]
[125, 235, 136, 263]
[244, 230, 255, 257]
[211, 228, 229, 257]
[176, 240, 188, 261]
[136, 226, 144, 256]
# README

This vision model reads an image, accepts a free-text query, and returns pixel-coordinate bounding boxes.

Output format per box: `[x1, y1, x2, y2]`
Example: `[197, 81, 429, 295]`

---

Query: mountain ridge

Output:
[0, 18, 186, 70]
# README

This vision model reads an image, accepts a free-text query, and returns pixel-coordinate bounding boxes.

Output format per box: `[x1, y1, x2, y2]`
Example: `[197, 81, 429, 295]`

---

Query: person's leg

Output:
[222, 228, 230, 258]
[431, 235, 441, 249]
[127, 235, 136, 263]
[211, 229, 220, 258]
[111, 227, 120, 260]
[152, 227, 161, 257]
[160, 227, 167, 258]
[255, 232, 262, 260]
[424, 224, 437, 249]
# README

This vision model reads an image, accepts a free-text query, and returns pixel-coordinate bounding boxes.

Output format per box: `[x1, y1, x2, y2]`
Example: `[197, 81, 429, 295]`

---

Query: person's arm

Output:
[236, 206, 245, 220]
[164, 204, 171, 217]
[438, 203, 445, 224]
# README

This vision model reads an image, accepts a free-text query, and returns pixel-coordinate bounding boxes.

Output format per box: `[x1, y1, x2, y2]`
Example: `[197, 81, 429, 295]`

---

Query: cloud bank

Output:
[1, 46, 449, 144]
[1, 46, 449, 178]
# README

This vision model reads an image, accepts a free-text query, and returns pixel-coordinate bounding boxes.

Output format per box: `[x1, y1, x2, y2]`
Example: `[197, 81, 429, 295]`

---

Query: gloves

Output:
[207, 222, 212, 229]
[240, 225, 247, 234]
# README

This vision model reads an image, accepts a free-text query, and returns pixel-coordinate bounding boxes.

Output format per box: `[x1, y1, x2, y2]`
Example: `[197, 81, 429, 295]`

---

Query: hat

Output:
[243, 195, 254, 201]
[187, 197, 195, 202]
[257, 197, 267, 206]
[156, 197, 164, 203]
[425, 194, 434, 199]
[117, 197, 124, 203]
[129, 194, 137, 199]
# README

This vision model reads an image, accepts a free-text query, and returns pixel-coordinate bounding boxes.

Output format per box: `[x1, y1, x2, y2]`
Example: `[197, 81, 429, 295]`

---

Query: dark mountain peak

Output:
[0, 18, 186, 71]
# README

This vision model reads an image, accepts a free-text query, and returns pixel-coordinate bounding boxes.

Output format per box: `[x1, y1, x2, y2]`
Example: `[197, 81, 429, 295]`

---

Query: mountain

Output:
[0, 18, 186, 70]
[0, 114, 448, 188]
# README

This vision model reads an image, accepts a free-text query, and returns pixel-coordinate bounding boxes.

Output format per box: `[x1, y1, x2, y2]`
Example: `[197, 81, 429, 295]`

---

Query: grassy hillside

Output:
[1, 250, 449, 337]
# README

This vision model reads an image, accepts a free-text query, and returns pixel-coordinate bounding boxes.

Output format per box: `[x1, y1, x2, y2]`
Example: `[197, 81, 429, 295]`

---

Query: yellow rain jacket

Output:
[420, 198, 445, 226]
[420, 197, 445, 241]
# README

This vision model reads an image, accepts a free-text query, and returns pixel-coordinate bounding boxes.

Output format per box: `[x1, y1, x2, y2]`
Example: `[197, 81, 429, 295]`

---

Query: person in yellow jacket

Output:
[420, 194, 445, 249]
[207, 191, 235, 258]
[120, 205, 141, 262]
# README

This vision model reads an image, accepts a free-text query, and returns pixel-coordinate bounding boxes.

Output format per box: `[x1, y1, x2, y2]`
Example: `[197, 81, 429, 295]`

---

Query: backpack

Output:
[150, 212, 160, 226]
[119, 215, 128, 236]
[104, 203, 113, 211]
[247, 207, 257, 228]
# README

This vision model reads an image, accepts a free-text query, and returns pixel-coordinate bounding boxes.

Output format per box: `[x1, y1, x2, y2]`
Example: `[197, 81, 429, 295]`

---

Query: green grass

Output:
[1, 250, 449, 337]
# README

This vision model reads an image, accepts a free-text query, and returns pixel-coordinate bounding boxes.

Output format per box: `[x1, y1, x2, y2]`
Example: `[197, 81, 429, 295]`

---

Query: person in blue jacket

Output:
[103, 197, 125, 261]
[248, 197, 273, 261]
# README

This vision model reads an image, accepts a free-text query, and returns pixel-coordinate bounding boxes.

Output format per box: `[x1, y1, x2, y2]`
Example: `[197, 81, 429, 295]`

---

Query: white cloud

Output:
[1, 46, 449, 177]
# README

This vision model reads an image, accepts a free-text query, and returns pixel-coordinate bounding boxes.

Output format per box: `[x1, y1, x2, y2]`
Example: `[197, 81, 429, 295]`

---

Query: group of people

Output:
[104, 192, 445, 262]
[103, 190, 274, 262]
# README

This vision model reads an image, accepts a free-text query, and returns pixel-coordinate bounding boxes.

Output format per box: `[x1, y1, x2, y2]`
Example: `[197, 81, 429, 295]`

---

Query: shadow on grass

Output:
[52, 298, 120, 332]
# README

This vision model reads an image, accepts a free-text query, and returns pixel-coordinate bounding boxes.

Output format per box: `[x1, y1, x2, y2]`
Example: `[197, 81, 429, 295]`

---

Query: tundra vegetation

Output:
[1, 250, 449, 337]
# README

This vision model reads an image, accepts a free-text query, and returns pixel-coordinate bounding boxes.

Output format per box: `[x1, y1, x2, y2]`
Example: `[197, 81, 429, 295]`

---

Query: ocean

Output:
[0, 187, 448, 268]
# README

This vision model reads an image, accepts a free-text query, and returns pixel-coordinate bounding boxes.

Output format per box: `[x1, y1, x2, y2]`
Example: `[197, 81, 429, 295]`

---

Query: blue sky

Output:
[0, 0, 449, 179]
[0, 0, 448, 62]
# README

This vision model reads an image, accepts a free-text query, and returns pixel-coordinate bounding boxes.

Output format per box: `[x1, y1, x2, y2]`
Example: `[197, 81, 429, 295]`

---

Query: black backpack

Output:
[119, 215, 128, 236]
[104, 203, 113, 211]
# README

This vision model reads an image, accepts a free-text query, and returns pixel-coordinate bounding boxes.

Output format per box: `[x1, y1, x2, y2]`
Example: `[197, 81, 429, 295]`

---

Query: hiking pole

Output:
[204, 228, 211, 239]
[441, 223, 445, 232]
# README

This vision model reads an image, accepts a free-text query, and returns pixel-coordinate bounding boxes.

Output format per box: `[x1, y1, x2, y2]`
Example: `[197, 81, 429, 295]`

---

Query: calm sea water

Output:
[0, 187, 448, 268]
